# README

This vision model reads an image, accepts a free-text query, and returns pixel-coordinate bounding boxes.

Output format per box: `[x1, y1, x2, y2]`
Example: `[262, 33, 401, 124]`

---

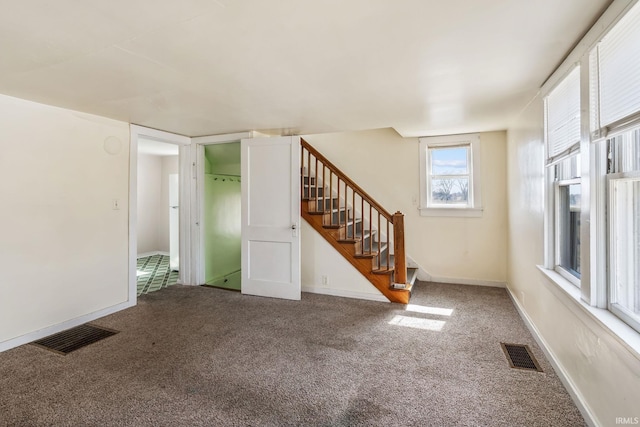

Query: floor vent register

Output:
[32, 324, 118, 355]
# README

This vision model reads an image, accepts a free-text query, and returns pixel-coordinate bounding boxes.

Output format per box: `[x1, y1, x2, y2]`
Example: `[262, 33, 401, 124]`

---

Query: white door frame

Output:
[129, 125, 192, 302]
[191, 132, 252, 286]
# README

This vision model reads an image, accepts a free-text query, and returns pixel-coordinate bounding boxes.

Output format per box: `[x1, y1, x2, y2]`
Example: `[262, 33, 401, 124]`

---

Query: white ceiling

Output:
[0, 0, 611, 138]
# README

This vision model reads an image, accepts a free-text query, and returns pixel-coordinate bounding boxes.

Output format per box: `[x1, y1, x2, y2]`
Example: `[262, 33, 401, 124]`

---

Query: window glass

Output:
[559, 184, 581, 277]
[608, 129, 640, 174]
[429, 146, 470, 206]
[430, 146, 469, 175]
[431, 177, 469, 204]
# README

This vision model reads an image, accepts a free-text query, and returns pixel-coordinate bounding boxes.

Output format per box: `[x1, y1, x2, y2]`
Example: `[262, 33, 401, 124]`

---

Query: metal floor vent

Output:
[32, 324, 118, 355]
[500, 343, 543, 372]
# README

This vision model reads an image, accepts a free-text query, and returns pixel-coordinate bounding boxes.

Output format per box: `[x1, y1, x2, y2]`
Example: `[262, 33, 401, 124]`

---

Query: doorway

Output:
[199, 142, 241, 290]
[136, 138, 180, 295]
[129, 125, 192, 302]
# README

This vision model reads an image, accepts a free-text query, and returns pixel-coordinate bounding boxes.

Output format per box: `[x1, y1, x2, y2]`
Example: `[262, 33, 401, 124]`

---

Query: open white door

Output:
[241, 136, 300, 300]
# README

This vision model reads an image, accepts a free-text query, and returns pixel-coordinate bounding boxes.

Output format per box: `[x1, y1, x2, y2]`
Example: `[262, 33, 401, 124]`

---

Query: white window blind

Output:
[545, 67, 581, 165]
[589, 49, 600, 133]
[596, 1, 640, 131]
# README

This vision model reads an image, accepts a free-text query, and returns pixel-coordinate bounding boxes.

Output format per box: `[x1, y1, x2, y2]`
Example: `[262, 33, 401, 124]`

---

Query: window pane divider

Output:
[557, 178, 581, 186]
[546, 142, 581, 167]
[430, 174, 470, 179]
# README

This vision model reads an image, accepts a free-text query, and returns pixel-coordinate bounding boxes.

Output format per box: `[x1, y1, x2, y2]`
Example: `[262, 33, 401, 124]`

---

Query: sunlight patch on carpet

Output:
[388, 315, 446, 331]
[405, 304, 453, 316]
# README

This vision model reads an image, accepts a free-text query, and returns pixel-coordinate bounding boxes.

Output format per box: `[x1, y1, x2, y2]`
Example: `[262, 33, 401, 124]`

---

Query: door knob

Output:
[291, 224, 297, 230]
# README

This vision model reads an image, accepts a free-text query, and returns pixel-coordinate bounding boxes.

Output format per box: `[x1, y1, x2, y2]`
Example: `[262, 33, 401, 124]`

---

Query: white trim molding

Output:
[192, 132, 252, 145]
[137, 251, 170, 258]
[130, 124, 191, 145]
[428, 276, 506, 288]
[411, 258, 505, 288]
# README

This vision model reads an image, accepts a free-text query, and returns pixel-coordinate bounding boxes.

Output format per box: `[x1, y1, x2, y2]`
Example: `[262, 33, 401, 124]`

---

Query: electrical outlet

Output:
[321, 275, 328, 285]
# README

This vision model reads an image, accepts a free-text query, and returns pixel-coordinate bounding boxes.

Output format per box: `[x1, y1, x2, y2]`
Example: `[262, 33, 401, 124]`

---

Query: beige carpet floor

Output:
[0, 281, 585, 426]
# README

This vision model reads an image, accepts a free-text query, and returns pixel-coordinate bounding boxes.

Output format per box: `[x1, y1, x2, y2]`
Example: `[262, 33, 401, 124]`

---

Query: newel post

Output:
[393, 211, 407, 284]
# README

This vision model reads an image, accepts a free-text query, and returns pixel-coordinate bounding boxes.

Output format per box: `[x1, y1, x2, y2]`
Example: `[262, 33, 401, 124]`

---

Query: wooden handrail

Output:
[301, 138, 393, 221]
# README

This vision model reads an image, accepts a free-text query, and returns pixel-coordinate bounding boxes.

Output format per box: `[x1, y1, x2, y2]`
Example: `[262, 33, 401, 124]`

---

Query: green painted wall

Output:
[204, 143, 241, 290]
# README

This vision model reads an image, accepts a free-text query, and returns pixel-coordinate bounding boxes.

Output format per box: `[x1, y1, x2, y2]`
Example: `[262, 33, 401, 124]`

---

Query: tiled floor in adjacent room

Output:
[136, 254, 179, 296]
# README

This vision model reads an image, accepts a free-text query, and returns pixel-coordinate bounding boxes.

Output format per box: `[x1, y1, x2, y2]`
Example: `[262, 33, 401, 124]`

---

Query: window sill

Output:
[537, 265, 640, 361]
[419, 207, 483, 217]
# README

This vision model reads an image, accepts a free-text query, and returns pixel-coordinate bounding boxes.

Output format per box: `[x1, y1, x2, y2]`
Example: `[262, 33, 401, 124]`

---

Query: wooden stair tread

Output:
[307, 207, 348, 214]
[353, 253, 377, 259]
[372, 268, 394, 275]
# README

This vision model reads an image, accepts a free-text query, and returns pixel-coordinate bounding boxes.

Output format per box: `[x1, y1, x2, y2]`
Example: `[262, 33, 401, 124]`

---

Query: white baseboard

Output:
[302, 285, 390, 303]
[427, 275, 506, 288]
[410, 258, 504, 288]
[506, 286, 597, 427]
[137, 251, 170, 258]
[0, 300, 135, 353]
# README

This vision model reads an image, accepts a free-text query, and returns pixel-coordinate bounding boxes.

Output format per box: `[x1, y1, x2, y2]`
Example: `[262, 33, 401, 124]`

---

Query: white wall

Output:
[215, 163, 241, 176]
[136, 154, 178, 255]
[136, 154, 162, 254]
[507, 95, 640, 426]
[303, 128, 508, 286]
[159, 155, 179, 252]
[301, 221, 386, 301]
[0, 94, 130, 347]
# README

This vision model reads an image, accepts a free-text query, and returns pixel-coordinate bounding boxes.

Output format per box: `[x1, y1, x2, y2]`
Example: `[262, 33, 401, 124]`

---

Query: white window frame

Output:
[418, 133, 482, 217]
[607, 161, 640, 334]
[543, 64, 583, 288]
[553, 177, 582, 287]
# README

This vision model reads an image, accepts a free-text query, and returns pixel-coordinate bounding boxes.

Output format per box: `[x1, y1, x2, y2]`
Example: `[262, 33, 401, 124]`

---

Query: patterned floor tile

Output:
[136, 255, 178, 296]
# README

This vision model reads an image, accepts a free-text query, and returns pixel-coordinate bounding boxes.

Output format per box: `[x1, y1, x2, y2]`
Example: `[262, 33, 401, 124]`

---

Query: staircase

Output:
[300, 138, 418, 304]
